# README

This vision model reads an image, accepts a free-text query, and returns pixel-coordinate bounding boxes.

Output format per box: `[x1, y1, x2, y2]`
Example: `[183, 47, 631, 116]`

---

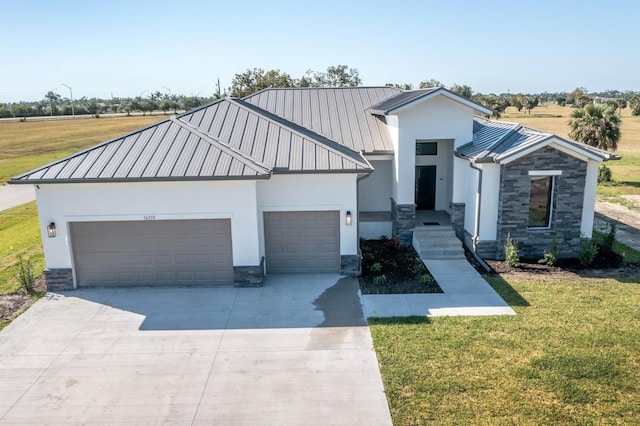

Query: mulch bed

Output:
[0, 275, 46, 323]
[359, 238, 443, 294]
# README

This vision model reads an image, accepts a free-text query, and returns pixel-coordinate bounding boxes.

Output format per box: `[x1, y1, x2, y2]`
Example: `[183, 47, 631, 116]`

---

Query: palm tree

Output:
[567, 104, 621, 151]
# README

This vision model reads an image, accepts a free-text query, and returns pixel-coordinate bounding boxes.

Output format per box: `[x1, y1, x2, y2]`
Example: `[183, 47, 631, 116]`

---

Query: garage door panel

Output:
[71, 219, 233, 287]
[264, 211, 339, 273]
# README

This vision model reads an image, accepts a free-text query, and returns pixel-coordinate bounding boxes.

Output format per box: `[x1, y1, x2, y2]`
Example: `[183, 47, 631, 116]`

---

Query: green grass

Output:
[370, 274, 640, 425]
[0, 115, 164, 183]
[0, 202, 43, 293]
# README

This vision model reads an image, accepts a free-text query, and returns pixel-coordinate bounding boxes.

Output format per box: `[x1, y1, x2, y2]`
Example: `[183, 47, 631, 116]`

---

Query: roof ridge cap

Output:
[227, 98, 370, 168]
[170, 117, 271, 175]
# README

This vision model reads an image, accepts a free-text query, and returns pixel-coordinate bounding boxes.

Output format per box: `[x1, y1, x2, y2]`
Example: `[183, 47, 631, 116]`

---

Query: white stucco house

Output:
[11, 87, 619, 290]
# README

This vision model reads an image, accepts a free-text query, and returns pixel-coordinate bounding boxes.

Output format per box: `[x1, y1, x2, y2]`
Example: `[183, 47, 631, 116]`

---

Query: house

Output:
[10, 87, 619, 290]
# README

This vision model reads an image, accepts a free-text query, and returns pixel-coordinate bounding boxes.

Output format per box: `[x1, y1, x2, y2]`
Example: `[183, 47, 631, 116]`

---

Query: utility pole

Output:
[61, 83, 74, 118]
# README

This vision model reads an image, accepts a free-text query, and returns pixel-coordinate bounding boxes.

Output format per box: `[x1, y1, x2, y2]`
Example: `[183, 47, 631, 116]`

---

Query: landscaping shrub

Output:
[578, 236, 598, 267]
[15, 255, 36, 295]
[601, 222, 617, 253]
[597, 165, 613, 183]
[504, 233, 519, 267]
[372, 274, 387, 286]
[539, 234, 559, 266]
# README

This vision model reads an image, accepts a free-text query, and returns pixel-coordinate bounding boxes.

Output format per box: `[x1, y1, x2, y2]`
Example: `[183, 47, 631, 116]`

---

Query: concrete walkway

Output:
[0, 275, 392, 425]
[362, 259, 515, 318]
[0, 184, 35, 212]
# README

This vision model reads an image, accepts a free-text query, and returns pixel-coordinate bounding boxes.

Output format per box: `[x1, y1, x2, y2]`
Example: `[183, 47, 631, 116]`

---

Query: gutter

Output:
[469, 162, 483, 252]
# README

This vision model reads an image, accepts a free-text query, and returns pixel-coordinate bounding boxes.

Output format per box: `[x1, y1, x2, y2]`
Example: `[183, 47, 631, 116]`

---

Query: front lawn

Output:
[370, 272, 640, 424]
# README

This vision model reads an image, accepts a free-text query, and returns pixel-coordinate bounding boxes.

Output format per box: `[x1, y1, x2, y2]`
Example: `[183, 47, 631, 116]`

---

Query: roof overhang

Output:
[370, 88, 492, 116]
[495, 137, 619, 165]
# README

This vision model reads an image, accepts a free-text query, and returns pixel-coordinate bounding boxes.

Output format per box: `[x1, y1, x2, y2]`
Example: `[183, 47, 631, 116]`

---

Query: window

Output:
[528, 176, 554, 228]
[416, 141, 437, 155]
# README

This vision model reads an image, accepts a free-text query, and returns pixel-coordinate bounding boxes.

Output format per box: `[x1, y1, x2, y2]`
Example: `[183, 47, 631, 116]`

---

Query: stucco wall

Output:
[35, 180, 261, 270]
[394, 96, 475, 205]
[358, 159, 392, 212]
[495, 145, 588, 259]
[256, 174, 359, 257]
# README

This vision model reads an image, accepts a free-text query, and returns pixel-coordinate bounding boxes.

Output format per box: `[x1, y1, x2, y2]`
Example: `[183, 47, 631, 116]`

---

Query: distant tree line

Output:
[3, 65, 640, 119]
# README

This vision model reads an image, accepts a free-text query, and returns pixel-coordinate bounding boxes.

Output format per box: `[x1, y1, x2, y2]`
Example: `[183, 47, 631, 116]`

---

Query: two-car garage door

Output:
[71, 219, 233, 287]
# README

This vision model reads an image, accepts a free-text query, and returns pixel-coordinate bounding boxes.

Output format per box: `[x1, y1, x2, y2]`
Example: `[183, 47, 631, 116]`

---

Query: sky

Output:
[1, 0, 638, 102]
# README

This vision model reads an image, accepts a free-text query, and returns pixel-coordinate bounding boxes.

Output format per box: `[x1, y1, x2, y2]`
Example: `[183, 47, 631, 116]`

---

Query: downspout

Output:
[469, 162, 483, 252]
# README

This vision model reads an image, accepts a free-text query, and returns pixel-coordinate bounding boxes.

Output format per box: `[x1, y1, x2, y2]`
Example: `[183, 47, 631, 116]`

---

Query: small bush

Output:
[601, 222, 617, 253]
[15, 255, 36, 295]
[372, 275, 387, 286]
[539, 234, 559, 266]
[370, 262, 383, 274]
[420, 274, 434, 285]
[578, 236, 598, 267]
[598, 165, 613, 183]
[504, 233, 519, 267]
[412, 263, 427, 275]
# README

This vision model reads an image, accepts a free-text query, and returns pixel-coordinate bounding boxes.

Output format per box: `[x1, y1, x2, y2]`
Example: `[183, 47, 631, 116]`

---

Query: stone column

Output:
[391, 197, 415, 245]
[449, 202, 465, 240]
[44, 268, 74, 291]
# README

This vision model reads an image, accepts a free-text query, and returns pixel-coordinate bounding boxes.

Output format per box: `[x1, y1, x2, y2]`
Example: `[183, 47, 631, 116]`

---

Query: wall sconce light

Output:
[47, 222, 56, 238]
[345, 211, 352, 226]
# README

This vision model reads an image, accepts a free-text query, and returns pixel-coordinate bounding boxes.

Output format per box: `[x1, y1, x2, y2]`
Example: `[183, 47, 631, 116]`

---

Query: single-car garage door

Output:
[264, 211, 340, 273]
[70, 219, 233, 286]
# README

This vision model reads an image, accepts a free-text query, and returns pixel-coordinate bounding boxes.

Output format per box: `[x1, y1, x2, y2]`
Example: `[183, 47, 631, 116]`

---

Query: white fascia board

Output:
[364, 154, 394, 161]
[386, 90, 493, 115]
[498, 139, 603, 165]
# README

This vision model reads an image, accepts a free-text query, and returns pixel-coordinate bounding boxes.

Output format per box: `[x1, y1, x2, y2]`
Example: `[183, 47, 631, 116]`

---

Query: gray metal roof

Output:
[368, 87, 493, 115]
[243, 87, 401, 153]
[11, 98, 372, 184]
[178, 98, 371, 173]
[457, 116, 620, 164]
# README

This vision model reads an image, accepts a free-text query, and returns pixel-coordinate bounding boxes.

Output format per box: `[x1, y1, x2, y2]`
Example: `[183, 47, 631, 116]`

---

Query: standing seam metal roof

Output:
[456, 116, 620, 163]
[243, 87, 401, 153]
[11, 96, 373, 184]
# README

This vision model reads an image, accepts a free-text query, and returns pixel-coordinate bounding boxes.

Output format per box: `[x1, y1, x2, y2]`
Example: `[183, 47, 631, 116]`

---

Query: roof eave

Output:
[9, 175, 273, 185]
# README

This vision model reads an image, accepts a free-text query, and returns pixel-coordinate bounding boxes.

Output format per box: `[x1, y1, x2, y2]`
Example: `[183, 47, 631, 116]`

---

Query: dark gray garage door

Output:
[70, 219, 233, 286]
[264, 211, 340, 273]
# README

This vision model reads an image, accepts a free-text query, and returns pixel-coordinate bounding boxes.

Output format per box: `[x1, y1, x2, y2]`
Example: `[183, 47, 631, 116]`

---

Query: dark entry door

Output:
[415, 166, 436, 210]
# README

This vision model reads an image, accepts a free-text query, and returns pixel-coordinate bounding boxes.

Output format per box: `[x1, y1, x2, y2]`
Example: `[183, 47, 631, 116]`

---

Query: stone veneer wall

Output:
[463, 230, 497, 259]
[391, 197, 415, 245]
[495, 146, 587, 260]
[450, 202, 465, 240]
[233, 257, 265, 287]
[341, 253, 361, 276]
[44, 268, 74, 291]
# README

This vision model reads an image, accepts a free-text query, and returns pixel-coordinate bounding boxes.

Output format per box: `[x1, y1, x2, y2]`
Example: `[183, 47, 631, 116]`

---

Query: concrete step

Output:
[413, 225, 465, 260]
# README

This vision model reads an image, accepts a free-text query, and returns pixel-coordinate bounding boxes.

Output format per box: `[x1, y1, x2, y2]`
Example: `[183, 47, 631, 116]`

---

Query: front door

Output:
[415, 166, 436, 210]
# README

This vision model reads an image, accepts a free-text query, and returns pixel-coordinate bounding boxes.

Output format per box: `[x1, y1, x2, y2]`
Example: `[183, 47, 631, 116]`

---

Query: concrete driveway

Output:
[0, 185, 35, 212]
[0, 274, 392, 425]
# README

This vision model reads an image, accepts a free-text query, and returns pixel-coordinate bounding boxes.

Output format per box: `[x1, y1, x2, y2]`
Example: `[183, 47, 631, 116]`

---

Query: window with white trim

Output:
[528, 175, 554, 228]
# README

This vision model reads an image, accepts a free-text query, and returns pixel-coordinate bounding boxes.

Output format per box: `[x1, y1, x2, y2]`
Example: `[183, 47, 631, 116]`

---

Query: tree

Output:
[300, 65, 361, 87]
[616, 98, 627, 112]
[568, 104, 621, 151]
[520, 95, 538, 114]
[11, 103, 32, 119]
[229, 68, 294, 97]
[449, 84, 473, 99]
[419, 79, 443, 89]
[386, 83, 414, 90]
[567, 87, 587, 105]
[555, 95, 567, 106]
[627, 95, 640, 115]
[574, 94, 593, 108]
[44, 91, 61, 116]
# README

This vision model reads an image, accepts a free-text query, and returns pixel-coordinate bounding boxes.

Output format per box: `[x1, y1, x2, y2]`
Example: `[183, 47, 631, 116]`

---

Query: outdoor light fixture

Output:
[345, 211, 352, 226]
[47, 222, 56, 238]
